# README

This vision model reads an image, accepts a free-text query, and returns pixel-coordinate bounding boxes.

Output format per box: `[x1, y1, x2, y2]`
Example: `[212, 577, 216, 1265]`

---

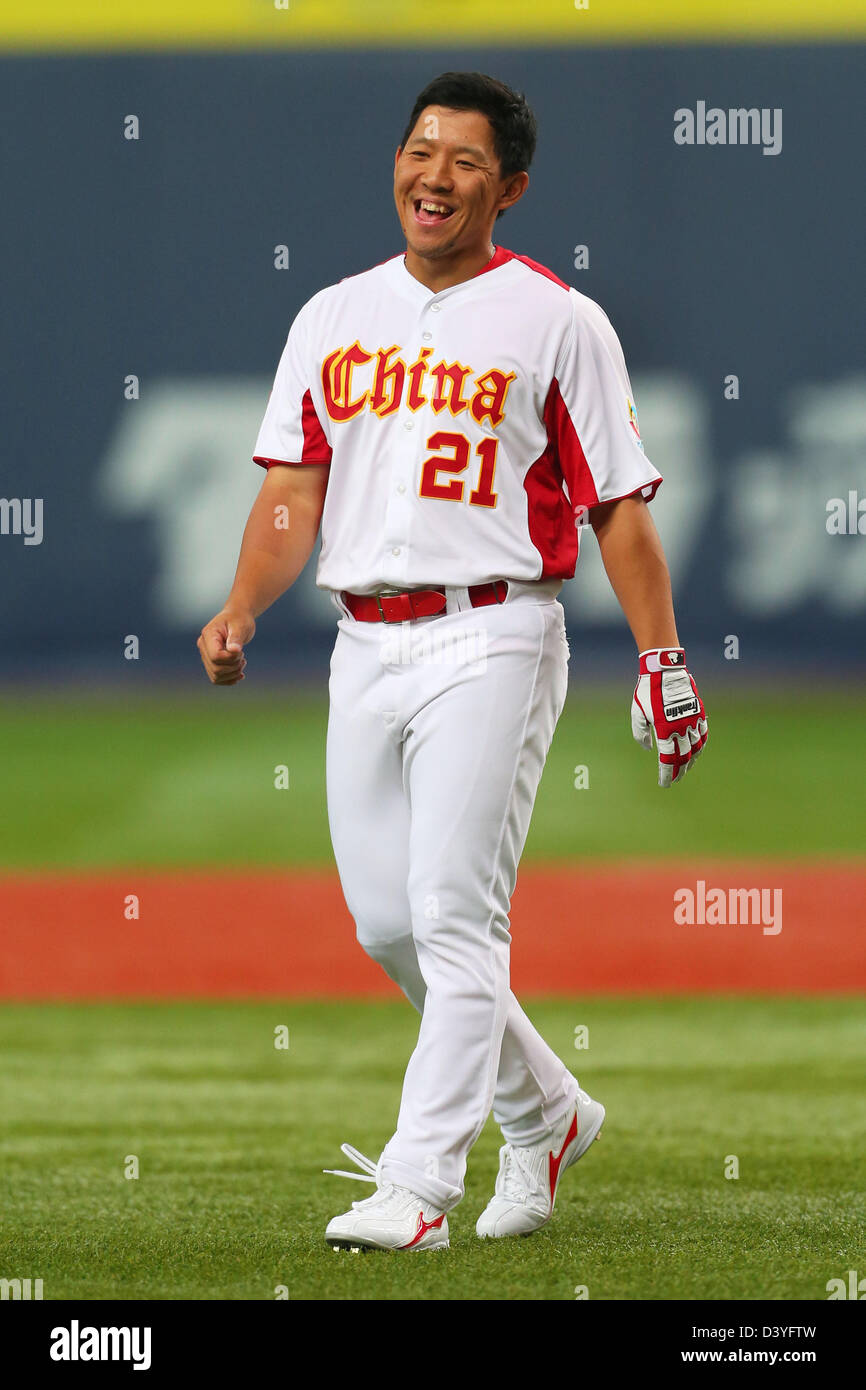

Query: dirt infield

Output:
[1, 863, 863, 997]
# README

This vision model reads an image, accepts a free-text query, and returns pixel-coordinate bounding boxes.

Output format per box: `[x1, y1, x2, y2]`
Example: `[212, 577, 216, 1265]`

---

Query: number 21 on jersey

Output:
[418, 431, 498, 509]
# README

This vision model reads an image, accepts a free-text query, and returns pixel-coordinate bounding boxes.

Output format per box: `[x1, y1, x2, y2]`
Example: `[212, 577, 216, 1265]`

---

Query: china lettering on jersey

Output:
[322, 344, 515, 430]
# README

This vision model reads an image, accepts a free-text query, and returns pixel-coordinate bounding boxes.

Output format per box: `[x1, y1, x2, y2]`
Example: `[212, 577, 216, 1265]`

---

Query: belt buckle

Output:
[375, 588, 404, 623]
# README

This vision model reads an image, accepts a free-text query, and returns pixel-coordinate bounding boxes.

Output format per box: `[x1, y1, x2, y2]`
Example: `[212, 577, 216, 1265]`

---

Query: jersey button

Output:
[421, 331, 432, 341]
[392, 547, 401, 556]
[404, 420, 414, 430]
[430, 304, 441, 313]
[397, 483, 406, 494]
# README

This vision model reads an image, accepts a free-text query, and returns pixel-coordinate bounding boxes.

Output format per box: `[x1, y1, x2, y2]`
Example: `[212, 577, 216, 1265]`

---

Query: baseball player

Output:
[198, 72, 708, 1251]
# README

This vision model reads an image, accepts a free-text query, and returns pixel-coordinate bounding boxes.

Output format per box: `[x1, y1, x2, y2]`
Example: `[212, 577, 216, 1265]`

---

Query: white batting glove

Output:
[631, 647, 708, 788]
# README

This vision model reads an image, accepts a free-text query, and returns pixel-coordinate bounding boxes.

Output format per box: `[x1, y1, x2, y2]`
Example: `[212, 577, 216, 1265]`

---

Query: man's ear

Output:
[497, 170, 530, 215]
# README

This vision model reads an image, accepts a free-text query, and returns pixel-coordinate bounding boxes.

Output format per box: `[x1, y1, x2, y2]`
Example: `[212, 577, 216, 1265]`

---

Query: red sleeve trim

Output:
[253, 456, 331, 470]
[590, 477, 663, 508]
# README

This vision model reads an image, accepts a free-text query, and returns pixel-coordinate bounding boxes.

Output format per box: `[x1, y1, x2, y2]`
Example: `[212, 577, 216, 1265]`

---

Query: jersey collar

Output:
[391, 245, 515, 303]
[474, 245, 514, 277]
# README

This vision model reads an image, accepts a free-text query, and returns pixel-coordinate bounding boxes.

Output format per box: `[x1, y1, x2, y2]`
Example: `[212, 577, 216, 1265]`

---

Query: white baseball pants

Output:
[325, 582, 579, 1210]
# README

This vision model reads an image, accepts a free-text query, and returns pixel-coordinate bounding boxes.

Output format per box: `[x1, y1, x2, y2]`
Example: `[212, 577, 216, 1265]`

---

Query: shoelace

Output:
[322, 1142, 379, 1185]
[497, 1096, 587, 1202]
[498, 1143, 539, 1201]
[349, 1184, 416, 1215]
[323, 1144, 417, 1215]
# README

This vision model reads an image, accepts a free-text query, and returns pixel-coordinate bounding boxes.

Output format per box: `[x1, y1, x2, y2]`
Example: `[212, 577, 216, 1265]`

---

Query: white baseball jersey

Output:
[253, 246, 662, 594]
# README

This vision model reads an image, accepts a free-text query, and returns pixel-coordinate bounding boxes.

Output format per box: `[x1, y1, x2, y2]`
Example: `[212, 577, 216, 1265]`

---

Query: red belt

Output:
[342, 581, 508, 624]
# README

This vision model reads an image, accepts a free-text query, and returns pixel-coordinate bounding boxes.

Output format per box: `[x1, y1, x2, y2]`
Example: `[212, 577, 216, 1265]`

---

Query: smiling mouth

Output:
[413, 198, 455, 226]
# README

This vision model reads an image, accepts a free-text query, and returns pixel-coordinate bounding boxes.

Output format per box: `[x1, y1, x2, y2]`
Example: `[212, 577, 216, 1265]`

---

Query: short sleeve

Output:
[544, 291, 661, 513]
[252, 303, 333, 469]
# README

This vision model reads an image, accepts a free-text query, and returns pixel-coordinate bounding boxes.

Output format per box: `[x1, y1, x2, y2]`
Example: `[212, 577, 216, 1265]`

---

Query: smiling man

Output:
[394, 100, 529, 286]
[198, 72, 708, 1251]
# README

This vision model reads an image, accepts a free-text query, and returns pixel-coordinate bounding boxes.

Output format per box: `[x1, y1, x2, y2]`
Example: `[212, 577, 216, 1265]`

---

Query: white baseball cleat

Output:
[323, 1142, 449, 1251]
[325, 1184, 450, 1252]
[476, 1085, 605, 1239]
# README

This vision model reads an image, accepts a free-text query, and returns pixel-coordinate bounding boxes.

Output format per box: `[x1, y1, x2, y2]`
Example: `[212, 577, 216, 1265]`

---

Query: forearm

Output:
[591, 495, 680, 652]
[225, 467, 327, 619]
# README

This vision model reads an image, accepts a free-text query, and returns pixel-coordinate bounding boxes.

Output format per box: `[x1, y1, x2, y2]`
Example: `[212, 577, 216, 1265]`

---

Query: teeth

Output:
[420, 201, 451, 214]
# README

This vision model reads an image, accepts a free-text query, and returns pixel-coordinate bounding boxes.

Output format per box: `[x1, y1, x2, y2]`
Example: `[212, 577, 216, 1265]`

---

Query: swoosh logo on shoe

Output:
[401, 1210, 446, 1249]
[548, 1112, 578, 1203]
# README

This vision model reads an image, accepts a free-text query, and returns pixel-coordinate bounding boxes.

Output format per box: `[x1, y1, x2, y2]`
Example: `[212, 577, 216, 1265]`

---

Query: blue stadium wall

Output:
[2, 45, 863, 680]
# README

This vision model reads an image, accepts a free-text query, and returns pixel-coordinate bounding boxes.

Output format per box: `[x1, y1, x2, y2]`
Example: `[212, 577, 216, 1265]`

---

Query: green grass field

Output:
[1, 997, 864, 1301]
[1, 687, 864, 869]
[2, 689, 863, 1301]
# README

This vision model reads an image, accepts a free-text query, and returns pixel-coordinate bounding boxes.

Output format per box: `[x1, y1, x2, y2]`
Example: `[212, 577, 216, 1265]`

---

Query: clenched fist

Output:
[197, 609, 256, 686]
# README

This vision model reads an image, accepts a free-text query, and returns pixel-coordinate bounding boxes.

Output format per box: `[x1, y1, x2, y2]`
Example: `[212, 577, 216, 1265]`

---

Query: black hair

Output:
[399, 71, 537, 183]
